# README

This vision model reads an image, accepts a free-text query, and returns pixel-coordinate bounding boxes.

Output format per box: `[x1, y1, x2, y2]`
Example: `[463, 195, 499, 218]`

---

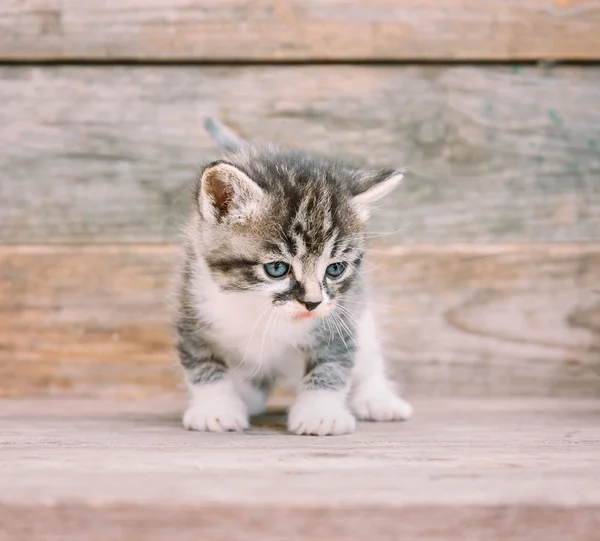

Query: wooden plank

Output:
[1, 398, 599, 540]
[0, 245, 179, 398]
[3, 505, 599, 541]
[1, 65, 599, 244]
[2, 244, 598, 398]
[1, 1, 600, 61]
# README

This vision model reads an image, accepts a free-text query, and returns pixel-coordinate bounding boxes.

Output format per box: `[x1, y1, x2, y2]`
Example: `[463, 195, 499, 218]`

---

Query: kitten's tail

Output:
[203, 117, 248, 153]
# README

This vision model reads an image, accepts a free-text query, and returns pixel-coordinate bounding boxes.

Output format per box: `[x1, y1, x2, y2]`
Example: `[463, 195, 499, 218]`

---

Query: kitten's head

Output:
[191, 146, 402, 321]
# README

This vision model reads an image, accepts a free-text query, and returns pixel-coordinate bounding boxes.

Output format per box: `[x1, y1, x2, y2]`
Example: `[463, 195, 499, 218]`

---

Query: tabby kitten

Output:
[176, 121, 412, 436]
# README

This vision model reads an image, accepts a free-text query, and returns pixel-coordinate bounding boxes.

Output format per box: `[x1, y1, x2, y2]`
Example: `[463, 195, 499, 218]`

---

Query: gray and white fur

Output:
[176, 119, 412, 435]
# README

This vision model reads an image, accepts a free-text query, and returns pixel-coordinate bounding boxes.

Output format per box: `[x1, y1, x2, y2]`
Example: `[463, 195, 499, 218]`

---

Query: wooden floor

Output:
[1, 397, 599, 540]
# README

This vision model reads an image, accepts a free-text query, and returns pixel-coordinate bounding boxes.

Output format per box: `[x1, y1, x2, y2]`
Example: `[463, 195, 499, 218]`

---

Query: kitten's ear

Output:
[198, 161, 263, 222]
[352, 169, 404, 220]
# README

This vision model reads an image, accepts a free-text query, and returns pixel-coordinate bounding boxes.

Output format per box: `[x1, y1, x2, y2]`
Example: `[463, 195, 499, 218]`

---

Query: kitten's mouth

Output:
[293, 312, 314, 321]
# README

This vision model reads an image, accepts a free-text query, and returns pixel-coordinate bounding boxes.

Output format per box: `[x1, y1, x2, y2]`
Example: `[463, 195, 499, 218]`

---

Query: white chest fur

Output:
[192, 277, 312, 384]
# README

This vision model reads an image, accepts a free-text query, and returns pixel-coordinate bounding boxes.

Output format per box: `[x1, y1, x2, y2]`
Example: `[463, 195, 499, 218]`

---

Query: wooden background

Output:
[1, 1, 599, 399]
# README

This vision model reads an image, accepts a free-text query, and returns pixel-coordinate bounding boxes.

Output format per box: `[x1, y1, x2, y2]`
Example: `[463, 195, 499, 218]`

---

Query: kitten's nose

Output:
[300, 300, 321, 312]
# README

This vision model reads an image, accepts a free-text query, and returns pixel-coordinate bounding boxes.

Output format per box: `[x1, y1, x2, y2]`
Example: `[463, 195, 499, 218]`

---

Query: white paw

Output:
[183, 380, 249, 432]
[351, 379, 413, 422]
[288, 390, 356, 436]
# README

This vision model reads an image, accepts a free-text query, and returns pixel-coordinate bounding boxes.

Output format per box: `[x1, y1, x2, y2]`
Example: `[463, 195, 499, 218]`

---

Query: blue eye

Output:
[326, 262, 346, 279]
[264, 261, 290, 279]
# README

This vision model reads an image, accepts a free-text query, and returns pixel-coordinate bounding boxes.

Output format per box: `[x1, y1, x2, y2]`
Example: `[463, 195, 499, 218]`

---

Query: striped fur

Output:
[177, 142, 411, 435]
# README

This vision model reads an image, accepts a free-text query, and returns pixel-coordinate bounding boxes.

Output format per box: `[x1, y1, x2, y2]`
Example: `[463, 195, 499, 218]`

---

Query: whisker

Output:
[330, 312, 352, 353]
[335, 305, 360, 328]
[360, 247, 406, 254]
[247, 308, 276, 381]
[232, 303, 271, 376]
[325, 315, 334, 348]
[363, 222, 413, 241]
[332, 222, 413, 247]
[340, 297, 413, 312]
[335, 310, 357, 342]
[335, 302, 359, 321]
[328, 312, 348, 353]
[362, 260, 387, 272]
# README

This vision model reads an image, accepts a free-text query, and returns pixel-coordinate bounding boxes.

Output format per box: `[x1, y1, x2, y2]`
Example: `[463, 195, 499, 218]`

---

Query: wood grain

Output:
[1, 65, 599, 244]
[1, 0, 600, 61]
[3, 505, 599, 541]
[2, 244, 598, 398]
[1, 398, 599, 540]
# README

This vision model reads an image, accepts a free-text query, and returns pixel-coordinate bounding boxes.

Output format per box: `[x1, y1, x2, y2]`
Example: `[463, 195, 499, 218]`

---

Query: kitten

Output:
[176, 120, 412, 436]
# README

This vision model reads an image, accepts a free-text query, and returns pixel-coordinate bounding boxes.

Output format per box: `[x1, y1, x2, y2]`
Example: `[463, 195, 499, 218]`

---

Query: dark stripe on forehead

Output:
[300, 227, 314, 251]
[263, 241, 282, 254]
[288, 220, 334, 255]
[331, 232, 349, 258]
[287, 188, 302, 215]
[304, 195, 317, 217]
[288, 234, 299, 257]
[263, 236, 292, 258]
[288, 222, 314, 255]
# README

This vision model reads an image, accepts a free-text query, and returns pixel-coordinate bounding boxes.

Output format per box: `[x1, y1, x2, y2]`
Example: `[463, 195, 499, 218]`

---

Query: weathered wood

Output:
[0, 245, 180, 398]
[1, 65, 599, 244]
[3, 505, 599, 541]
[2, 244, 598, 398]
[1, 0, 600, 61]
[1, 398, 599, 540]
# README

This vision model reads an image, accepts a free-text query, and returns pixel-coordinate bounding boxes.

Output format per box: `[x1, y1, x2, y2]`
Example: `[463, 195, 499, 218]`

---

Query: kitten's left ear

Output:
[352, 169, 404, 220]
[197, 161, 264, 223]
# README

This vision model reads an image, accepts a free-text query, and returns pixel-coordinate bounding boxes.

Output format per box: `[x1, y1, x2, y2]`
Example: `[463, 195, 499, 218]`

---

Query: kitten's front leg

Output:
[349, 307, 413, 422]
[287, 322, 356, 436]
[178, 332, 249, 432]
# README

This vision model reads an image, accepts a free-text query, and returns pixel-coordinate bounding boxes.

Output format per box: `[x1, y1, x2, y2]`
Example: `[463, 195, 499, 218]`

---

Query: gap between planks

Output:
[2, 243, 600, 255]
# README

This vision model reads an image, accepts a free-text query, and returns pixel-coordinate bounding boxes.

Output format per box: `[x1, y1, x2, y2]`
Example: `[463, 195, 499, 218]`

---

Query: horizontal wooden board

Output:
[3, 504, 599, 541]
[1, 398, 600, 541]
[1, 1, 600, 61]
[1, 65, 599, 244]
[1, 244, 598, 398]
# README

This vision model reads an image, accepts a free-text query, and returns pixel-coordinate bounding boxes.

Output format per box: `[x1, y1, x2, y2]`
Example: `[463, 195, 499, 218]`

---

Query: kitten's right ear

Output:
[197, 161, 264, 222]
[352, 169, 404, 221]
